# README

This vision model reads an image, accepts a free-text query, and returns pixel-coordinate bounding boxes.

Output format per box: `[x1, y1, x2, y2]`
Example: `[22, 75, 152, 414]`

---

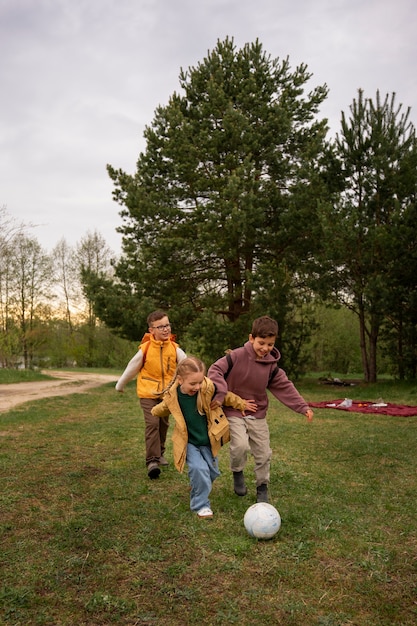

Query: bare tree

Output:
[8, 233, 54, 368]
[52, 238, 81, 334]
[0, 207, 28, 365]
[75, 230, 114, 365]
[0, 205, 25, 253]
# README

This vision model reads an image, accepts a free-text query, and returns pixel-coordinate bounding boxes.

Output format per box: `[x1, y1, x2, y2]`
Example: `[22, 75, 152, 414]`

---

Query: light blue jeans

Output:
[186, 443, 220, 512]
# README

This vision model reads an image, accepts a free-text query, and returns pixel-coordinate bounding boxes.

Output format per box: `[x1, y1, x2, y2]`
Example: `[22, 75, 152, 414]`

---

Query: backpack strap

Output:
[224, 352, 234, 380]
[268, 364, 279, 384]
[140, 340, 150, 362]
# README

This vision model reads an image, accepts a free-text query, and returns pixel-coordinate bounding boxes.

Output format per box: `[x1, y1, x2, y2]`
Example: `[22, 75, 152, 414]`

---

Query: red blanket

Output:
[308, 399, 417, 417]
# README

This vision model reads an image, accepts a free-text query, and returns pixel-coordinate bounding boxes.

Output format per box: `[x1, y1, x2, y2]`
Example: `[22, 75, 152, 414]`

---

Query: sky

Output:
[1, 0, 416, 255]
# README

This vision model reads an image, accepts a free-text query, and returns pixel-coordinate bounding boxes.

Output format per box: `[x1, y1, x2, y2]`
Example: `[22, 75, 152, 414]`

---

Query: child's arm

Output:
[151, 400, 170, 418]
[115, 350, 144, 392]
[223, 391, 257, 416]
[207, 356, 229, 404]
[176, 347, 187, 363]
[269, 368, 313, 420]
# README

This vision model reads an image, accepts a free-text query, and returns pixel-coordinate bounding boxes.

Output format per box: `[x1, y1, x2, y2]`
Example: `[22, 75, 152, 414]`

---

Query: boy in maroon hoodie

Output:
[208, 315, 313, 503]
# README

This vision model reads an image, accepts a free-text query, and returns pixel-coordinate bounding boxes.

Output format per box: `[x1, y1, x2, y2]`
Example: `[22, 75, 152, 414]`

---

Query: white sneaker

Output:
[197, 506, 213, 518]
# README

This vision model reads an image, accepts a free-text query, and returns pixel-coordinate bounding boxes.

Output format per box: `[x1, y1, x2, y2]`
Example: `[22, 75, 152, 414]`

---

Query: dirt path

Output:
[0, 370, 119, 413]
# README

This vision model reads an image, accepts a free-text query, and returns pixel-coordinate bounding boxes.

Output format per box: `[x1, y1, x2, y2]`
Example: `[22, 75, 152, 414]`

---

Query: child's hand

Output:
[305, 408, 314, 422]
[241, 399, 257, 415]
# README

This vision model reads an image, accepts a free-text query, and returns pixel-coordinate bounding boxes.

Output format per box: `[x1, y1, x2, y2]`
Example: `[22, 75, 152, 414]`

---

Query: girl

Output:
[151, 356, 256, 518]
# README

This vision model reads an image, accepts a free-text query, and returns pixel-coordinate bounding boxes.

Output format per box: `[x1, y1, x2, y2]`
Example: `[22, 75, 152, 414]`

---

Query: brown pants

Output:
[140, 397, 170, 465]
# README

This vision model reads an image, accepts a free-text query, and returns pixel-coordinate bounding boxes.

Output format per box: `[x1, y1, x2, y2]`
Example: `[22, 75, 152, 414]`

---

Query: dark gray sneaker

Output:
[233, 471, 247, 496]
[147, 462, 161, 479]
[256, 484, 269, 503]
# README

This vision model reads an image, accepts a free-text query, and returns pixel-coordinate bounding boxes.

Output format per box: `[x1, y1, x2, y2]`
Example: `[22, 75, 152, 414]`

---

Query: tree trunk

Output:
[397, 315, 405, 380]
[368, 331, 378, 383]
[358, 306, 370, 382]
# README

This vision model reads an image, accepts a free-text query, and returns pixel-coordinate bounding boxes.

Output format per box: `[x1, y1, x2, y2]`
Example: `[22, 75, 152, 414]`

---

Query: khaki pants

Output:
[140, 397, 169, 465]
[227, 416, 272, 487]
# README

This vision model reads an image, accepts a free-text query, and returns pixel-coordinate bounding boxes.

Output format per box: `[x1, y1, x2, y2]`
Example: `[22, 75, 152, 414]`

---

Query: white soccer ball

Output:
[243, 502, 281, 540]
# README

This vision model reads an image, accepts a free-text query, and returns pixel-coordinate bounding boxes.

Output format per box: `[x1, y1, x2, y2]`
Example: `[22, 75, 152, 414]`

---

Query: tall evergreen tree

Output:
[104, 38, 328, 356]
[380, 159, 417, 379]
[317, 90, 417, 381]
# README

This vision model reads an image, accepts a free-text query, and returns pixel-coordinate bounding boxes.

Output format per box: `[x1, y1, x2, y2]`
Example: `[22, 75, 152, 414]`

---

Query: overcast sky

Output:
[1, 0, 416, 254]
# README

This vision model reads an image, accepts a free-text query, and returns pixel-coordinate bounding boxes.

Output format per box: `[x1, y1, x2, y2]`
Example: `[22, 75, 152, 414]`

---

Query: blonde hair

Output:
[176, 356, 206, 379]
[160, 356, 206, 413]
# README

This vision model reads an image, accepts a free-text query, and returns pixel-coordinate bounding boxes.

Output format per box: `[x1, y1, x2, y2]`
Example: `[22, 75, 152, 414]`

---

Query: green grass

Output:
[0, 368, 122, 384]
[0, 369, 54, 384]
[1, 377, 417, 625]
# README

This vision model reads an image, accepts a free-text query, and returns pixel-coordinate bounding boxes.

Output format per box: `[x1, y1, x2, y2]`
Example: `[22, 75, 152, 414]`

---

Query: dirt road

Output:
[0, 370, 119, 413]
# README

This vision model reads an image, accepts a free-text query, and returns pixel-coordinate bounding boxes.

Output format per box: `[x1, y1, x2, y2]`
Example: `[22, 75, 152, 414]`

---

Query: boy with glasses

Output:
[116, 310, 186, 478]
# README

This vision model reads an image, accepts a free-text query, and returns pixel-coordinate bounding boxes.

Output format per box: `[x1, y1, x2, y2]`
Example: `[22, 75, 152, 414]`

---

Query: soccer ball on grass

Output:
[243, 502, 281, 539]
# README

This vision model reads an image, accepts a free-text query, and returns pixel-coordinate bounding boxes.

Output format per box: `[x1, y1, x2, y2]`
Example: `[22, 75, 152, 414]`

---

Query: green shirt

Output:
[177, 388, 210, 447]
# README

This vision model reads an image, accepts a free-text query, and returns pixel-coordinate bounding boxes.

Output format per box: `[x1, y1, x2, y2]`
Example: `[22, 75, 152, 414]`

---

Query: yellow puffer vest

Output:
[136, 334, 179, 398]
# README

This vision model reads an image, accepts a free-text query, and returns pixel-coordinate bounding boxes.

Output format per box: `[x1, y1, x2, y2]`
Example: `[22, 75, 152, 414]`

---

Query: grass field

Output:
[1, 374, 417, 625]
[0, 369, 54, 384]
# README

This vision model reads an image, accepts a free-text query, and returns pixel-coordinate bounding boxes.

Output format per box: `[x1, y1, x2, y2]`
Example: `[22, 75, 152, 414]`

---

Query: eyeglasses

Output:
[152, 323, 171, 331]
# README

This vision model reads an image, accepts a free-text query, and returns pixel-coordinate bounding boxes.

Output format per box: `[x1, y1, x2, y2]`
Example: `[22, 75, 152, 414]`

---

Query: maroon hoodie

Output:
[208, 341, 309, 419]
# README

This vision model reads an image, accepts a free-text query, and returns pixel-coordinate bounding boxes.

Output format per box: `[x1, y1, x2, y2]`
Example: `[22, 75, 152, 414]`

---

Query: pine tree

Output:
[105, 38, 328, 354]
[318, 90, 417, 381]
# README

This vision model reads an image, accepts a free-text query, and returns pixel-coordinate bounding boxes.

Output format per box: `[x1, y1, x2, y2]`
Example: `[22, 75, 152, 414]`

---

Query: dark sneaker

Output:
[233, 471, 247, 496]
[147, 462, 161, 479]
[256, 484, 269, 503]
